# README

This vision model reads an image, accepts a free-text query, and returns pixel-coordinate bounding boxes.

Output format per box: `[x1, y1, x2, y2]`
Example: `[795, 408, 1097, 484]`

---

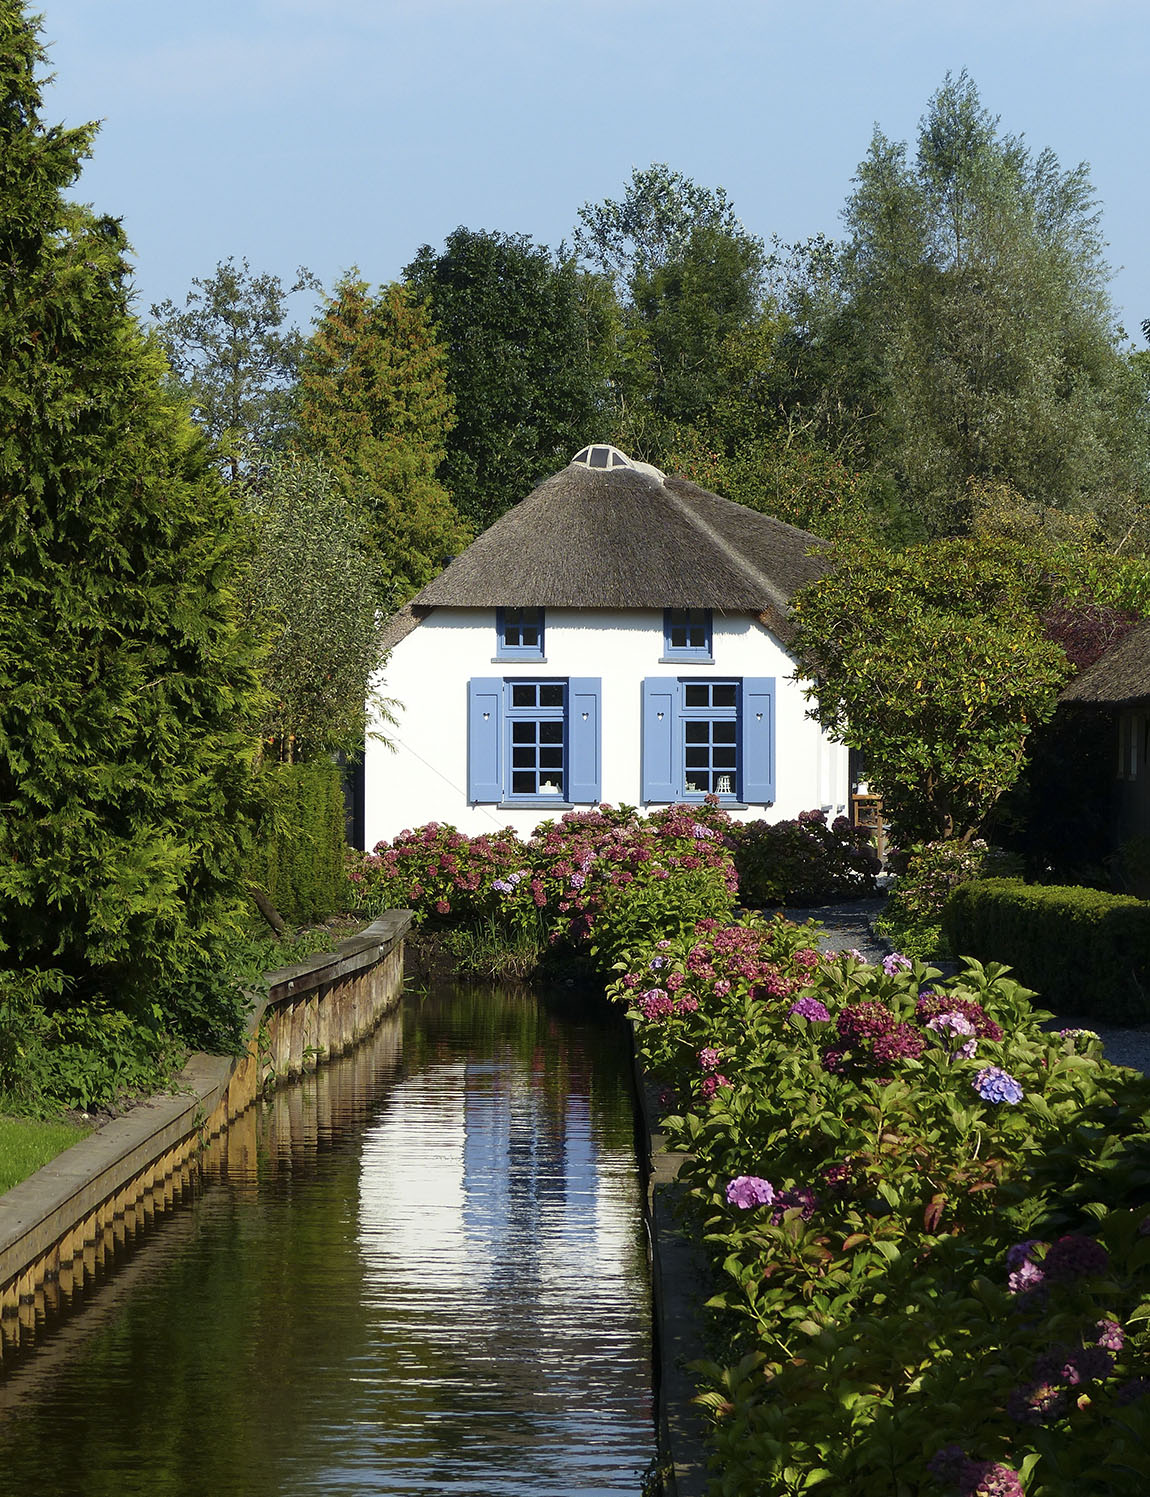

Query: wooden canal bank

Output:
[0, 911, 413, 1364]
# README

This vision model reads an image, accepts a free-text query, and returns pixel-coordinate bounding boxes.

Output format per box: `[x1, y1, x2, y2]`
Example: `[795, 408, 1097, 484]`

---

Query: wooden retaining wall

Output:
[0, 911, 412, 1365]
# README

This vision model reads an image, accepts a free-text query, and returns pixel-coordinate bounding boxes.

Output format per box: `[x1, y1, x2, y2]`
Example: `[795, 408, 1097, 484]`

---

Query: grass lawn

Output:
[0, 1116, 91, 1196]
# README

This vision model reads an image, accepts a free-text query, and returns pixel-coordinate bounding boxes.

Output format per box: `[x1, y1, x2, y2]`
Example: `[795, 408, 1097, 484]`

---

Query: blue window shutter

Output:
[568, 678, 601, 803]
[468, 678, 502, 802]
[642, 678, 678, 803]
[741, 677, 775, 804]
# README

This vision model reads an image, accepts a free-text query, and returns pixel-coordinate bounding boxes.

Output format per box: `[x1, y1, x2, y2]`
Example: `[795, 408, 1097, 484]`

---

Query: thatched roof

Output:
[1060, 619, 1150, 706]
[388, 461, 829, 648]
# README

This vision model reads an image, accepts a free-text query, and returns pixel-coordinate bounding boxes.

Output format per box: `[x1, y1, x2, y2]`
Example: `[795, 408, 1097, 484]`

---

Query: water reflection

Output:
[0, 984, 653, 1496]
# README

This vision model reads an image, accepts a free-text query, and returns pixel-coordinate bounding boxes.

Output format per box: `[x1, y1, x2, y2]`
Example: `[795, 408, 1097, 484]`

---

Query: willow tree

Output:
[0, 4, 264, 1035]
[785, 74, 1148, 537]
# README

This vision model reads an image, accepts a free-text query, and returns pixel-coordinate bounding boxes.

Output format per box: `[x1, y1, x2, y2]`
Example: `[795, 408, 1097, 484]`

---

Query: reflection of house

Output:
[363, 446, 850, 845]
[1060, 619, 1150, 851]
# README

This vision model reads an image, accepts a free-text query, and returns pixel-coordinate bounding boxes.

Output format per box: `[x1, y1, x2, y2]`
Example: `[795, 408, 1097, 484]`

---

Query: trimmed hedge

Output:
[250, 760, 348, 924]
[943, 877, 1150, 1021]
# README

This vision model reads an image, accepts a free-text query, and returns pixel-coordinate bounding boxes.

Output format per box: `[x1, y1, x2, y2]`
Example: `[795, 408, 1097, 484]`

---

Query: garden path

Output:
[781, 897, 1150, 1076]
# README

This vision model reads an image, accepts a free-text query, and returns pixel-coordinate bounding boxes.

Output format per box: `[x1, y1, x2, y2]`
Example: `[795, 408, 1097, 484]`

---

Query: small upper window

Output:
[497, 607, 545, 659]
[663, 608, 713, 661]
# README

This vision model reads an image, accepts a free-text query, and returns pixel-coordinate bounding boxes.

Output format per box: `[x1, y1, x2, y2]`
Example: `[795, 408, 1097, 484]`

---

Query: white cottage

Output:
[362, 446, 850, 846]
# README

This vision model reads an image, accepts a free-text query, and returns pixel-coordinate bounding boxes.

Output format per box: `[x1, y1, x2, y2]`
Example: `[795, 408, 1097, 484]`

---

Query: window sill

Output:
[643, 799, 751, 809]
[492, 656, 548, 664]
[658, 655, 714, 665]
[501, 799, 574, 809]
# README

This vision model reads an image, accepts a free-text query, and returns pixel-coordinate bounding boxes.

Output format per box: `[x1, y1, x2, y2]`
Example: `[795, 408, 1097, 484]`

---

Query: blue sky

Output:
[38, 0, 1149, 341]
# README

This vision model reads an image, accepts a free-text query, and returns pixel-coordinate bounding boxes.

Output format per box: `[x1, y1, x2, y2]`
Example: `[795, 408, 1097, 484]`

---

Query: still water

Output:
[0, 984, 654, 1496]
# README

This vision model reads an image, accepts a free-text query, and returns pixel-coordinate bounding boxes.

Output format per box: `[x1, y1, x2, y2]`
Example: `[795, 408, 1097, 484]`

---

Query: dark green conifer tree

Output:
[0, 4, 264, 1037]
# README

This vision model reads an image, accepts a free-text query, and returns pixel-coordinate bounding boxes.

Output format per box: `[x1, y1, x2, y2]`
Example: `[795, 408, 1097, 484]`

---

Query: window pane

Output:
[512, 747, 536, 768]
[589, 446, 609, 468]
[685, 772, 710, 792]
[540, 720, 563, 743]
[685, 747, 709, 768]
[714, 721, 736, 743]
[714, 747, 737, 768]
[685, 721, 708, 743]
[520, 624, 539, 647]
[684, 683, 709, 708]
[539, 747, 564, 769]
[512, 771, 536, 795]
[712, 684, 737, 708]
[686, 609, 707, 647]
[511, 684, 537, 708]
[512, 723, 536, 745]
[539, 684, 564, 708]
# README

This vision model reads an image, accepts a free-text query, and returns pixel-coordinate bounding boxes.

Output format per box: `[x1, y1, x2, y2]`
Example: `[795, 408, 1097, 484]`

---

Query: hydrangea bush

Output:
[612, 932, 1150, 1494]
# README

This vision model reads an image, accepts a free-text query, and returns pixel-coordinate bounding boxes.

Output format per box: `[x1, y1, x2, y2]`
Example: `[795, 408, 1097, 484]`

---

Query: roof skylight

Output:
[572, 444, 634, 470]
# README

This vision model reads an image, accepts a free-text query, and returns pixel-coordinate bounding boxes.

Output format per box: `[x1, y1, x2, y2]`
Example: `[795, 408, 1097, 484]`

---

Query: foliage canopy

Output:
[791, 541, 1072, 843]
[0, 4, 264, 1025]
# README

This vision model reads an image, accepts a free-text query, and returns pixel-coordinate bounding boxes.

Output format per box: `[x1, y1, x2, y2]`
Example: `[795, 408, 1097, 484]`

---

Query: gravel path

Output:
[779, 896, 1150, 1076]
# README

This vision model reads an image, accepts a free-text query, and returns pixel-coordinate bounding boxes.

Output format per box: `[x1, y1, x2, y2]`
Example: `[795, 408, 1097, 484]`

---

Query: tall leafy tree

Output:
[404, 229, 616, 530]
[295, 274, 469, 601]
[0, 4, 264, 1024]
[151, 257, 320, 480]
[789, 74, 1148, 537]
[576, 165, 766, 459]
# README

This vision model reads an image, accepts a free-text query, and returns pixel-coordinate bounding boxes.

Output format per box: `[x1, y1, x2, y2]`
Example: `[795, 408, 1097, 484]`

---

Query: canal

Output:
[0, 983, 654, 1495]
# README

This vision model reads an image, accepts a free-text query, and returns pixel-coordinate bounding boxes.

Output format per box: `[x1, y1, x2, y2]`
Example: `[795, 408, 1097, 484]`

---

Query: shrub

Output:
[731, 809, 878, 906]
[250, 760, 350, 924]
[874, 838, 1020, 960]
[944, 878, 1150, 1021]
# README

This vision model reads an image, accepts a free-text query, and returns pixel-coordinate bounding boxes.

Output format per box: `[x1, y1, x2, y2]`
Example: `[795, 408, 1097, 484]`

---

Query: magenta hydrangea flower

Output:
[725, 1175, 775, 1209]
[1044, 1233, 1109, 1282]
[973, 1066, 1024, 1104]
[928, 1447, 1025, 1497]
[699, 1073, 730, 1100]
[639, 989, 674, 1021]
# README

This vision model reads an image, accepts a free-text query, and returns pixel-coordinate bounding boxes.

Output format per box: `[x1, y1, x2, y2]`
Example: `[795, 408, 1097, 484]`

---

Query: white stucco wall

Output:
[363, 608, 850, 847]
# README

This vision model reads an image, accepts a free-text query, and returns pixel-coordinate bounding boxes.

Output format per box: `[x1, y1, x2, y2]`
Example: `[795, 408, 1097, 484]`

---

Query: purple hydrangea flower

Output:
[845, 947, 869, 964]
[698, 1046, 722, 1073]
[1008, 1259, 1046, 1296]
[1095, 1319, 1125, 1352]
[491, 879, 513, 893]
[973, 1066, 1024, 1104]
[569, 871, 586, 888]
[882, 952, 913, 975]
[790, 995, 832, 1023]
[649, 955, 667, 970]
[928, 1010, 976, 1037]
[725, 1175, 775, 1209]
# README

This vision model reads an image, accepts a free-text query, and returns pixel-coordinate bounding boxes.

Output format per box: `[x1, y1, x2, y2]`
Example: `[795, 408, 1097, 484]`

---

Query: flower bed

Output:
[615, 931, 1150, 1495]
